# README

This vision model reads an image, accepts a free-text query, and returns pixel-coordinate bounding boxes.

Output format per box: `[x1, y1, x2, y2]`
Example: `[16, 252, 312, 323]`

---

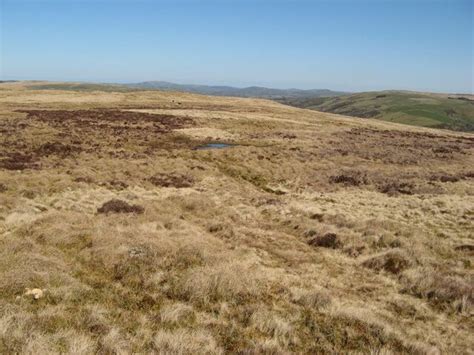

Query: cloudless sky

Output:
[0, 0, 472, 93]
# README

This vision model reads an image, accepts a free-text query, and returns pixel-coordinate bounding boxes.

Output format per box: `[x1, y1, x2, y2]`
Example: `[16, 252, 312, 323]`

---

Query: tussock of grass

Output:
[159, 302, 195, 325]
[153, 329, 223, 354]
[362, 249, 413, 274]
[401, 267, 474, 314]
[289, 286, 332, 309]
[175, 261, 264, 305]
[250, 309, 295, 347]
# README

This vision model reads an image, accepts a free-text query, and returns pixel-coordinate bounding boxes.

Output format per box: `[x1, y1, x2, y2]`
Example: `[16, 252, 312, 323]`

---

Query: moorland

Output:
[0, 81, 473, 353]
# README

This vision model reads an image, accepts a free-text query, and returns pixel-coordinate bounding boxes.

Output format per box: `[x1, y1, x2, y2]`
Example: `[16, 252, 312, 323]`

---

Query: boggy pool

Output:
[194, 143, 236, 150]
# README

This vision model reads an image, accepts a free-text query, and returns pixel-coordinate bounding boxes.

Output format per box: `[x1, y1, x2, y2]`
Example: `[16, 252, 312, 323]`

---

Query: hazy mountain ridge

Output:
[125, 81, 347, 98]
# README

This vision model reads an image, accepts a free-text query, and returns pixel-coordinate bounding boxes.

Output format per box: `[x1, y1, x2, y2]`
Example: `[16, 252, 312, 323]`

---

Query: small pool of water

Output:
[194, 143, 236, 150]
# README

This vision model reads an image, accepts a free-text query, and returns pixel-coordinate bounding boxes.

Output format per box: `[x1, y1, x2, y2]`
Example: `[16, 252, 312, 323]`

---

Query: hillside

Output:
[0, 82, 473, 353]
[278, 91, 474, 131]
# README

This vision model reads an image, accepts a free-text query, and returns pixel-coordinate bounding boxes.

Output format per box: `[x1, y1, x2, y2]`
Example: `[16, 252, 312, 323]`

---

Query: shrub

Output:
[97, 199, 144, 214]
[153, 329, 222, 354]
[308, 233, 341, 249]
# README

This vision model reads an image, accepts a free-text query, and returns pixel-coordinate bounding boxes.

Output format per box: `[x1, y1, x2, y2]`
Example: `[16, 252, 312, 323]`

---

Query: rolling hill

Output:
[278, 91, 474, 131]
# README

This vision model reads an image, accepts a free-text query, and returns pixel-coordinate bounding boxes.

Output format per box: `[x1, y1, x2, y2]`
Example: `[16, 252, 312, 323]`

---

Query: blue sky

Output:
[0, 0, 472, 93]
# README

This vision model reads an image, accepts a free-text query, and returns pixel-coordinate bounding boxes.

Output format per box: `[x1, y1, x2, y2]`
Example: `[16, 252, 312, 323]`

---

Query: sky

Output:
[0, 0, 472, 93]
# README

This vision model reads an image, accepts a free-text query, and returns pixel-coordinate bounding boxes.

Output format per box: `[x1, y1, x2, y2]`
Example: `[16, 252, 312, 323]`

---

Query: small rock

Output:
[24, 288, 45, 300]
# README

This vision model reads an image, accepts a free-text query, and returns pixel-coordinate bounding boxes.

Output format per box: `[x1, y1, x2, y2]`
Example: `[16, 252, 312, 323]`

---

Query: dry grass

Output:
[0, 81, 473, 353]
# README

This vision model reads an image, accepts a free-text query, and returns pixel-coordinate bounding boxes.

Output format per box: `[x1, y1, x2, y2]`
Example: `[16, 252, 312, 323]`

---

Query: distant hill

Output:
[278, 91, 474, 132]
[125, 81, 347, 99]
[25, 81, 347, 99]
[26, 82, 139, 92]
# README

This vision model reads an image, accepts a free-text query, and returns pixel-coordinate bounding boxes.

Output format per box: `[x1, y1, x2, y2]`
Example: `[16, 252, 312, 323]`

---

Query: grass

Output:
[0, 81, 473, 353]
[278, 91, 474, 131]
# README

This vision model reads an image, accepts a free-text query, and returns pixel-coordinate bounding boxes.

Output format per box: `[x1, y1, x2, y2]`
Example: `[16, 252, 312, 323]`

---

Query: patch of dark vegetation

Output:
[12, 110, 196, 158]
[429, 174, 460, 183]
[329, 171, 368, 186]
[455, 244, 474, 254]
[329, 128, 472, 165]
[373, 235, 402, 249]
[101, 180, 129, 190]
[308, 233, 342, 249]
[74, 176, 94, 183]
[206, 223, 235, 240]
[362, 250, 411, 274]
[35, 142, 82, 158]
[17, 109, 194, 137]
[304, 229, 317, 238]
[20, 109, 193, 127]
[432, 145, 461, 154]
[343, 245, 366, 258]
[449, 96, 474, 103]
[343, 108, 380, 118]
[148, 173, 194, 188]
[320, 99, 353, 111]
[97, 199, 144, 214]
[146, 134, 201, 152]
[445, 108, 456, 117]
[253, 197, 282, 207]
[375, 94, 387, 99]
[377, 181, 414, 196]
[0, 153, 40, 170]
[0, 183, 7, 192]
[463, 171, 474, 179]
[275, 132, 297, 139]
[22, 190, 36, 199]
[309, 213, 324, 222]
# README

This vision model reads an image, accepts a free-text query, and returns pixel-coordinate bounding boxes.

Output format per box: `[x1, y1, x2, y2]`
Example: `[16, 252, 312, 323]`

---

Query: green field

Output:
[278, 91, 474, 131]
